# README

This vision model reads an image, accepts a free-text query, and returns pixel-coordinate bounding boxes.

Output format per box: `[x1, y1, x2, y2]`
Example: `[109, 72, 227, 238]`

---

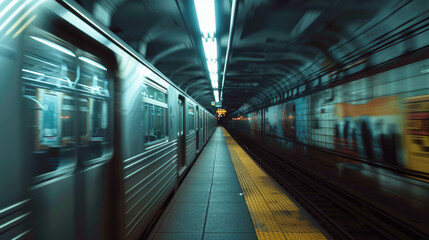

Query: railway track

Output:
[227, 129, 428, 240]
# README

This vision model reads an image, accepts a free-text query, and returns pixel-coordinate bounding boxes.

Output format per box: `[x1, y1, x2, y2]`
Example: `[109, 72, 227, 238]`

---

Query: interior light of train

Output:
[78, 56, 107, 71]
[30, 36, 76, 57]
[24, 55, 60, 68]
[194, 0, 216, 37]
[0, 0, 32, 32]
[22, 69, 45, 76]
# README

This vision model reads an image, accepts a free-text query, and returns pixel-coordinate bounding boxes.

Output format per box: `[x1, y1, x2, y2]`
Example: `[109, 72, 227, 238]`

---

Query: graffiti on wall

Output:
[405, 95, 429, 173]
[334, 96, 403, 166]
[282, 102, 296, 138]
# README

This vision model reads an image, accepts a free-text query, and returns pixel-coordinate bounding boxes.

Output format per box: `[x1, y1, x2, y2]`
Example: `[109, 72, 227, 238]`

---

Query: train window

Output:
[61, 95, 75, 138]
[22, 33, 113, 176]
[23, 36, 76, 88]
[78, 98, 89, 139]
[142, 104, 148, 144]
[77, 55, 112, 163]
[42, 92, 59, 141]
[147, 105, 167, 141]
[77, 56, 109, 96]
[23, 88, 76, 175]
[22, 34, 77, 176]
[187, 103, 194, 134]
[142, 84, 168, 144]
[142, 85, 167, 103]
[91, 100, 108, 137]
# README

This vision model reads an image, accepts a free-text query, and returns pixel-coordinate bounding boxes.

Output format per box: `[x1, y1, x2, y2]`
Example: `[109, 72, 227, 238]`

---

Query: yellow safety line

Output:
[222, 128, 329, 240]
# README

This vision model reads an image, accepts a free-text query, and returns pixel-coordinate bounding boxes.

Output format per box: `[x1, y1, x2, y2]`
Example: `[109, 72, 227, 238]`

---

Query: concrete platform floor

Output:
[148, 128, 257, 240]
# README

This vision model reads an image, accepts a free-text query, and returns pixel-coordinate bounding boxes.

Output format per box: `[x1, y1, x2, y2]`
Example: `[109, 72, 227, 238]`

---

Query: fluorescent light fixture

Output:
[194, 0, 216, 37]
[213, 90, 219, 102]
[202, 38, 217, 60]
[30, 36, 76, 57]
[194, 0, 219, 101]
[210, 73, 218, 88]
[22, 68, 45, 76]
[79, 56, 107, 71]
[207, 60, 217, 73]
[210, 72, 218, 82]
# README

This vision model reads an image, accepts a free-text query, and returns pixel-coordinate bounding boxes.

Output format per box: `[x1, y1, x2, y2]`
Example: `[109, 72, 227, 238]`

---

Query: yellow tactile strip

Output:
[222, 128, 329, 240]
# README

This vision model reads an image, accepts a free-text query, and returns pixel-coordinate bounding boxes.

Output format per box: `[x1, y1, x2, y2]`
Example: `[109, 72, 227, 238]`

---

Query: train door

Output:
[22, 33, 78, 240]
[178, 96, 186, 174]
[196, 106, 200, 151]
[203, 112, 206, 143]
[74, 52, 113, 240]
[206, 114, 209, 140]
[22, 29, 113, 239]
[206, 112, 208, 140]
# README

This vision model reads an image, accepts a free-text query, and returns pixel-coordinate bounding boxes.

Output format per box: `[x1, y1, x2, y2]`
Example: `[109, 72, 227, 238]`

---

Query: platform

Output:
[149, 127, 329, 240]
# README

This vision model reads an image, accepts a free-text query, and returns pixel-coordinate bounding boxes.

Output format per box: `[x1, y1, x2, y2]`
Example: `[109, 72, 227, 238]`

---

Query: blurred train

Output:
[225, 48, 429, 235]
[0, 1, 217, 240]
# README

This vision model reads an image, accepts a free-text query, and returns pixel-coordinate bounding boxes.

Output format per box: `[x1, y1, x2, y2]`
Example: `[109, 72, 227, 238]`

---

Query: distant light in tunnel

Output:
[194, 0, 219, 102]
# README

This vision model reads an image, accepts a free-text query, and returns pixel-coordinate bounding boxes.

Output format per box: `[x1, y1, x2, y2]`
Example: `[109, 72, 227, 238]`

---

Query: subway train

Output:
[0, 1, 217, 240]
[225, 52, 429, 235]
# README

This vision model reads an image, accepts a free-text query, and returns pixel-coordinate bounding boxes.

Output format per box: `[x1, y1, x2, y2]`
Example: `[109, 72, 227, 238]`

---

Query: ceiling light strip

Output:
[194, 0, 219, 102]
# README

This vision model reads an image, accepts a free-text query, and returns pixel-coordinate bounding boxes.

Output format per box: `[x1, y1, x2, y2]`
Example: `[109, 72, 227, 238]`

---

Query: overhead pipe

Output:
[220, 0, 238, 101]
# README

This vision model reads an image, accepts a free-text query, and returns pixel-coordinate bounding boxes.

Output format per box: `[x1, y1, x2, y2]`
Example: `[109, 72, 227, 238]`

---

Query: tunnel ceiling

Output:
[77, 0, 427, 114]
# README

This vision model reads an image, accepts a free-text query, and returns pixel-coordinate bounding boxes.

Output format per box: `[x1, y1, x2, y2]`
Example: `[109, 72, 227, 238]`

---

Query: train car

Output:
[0, 1, 217, 240]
